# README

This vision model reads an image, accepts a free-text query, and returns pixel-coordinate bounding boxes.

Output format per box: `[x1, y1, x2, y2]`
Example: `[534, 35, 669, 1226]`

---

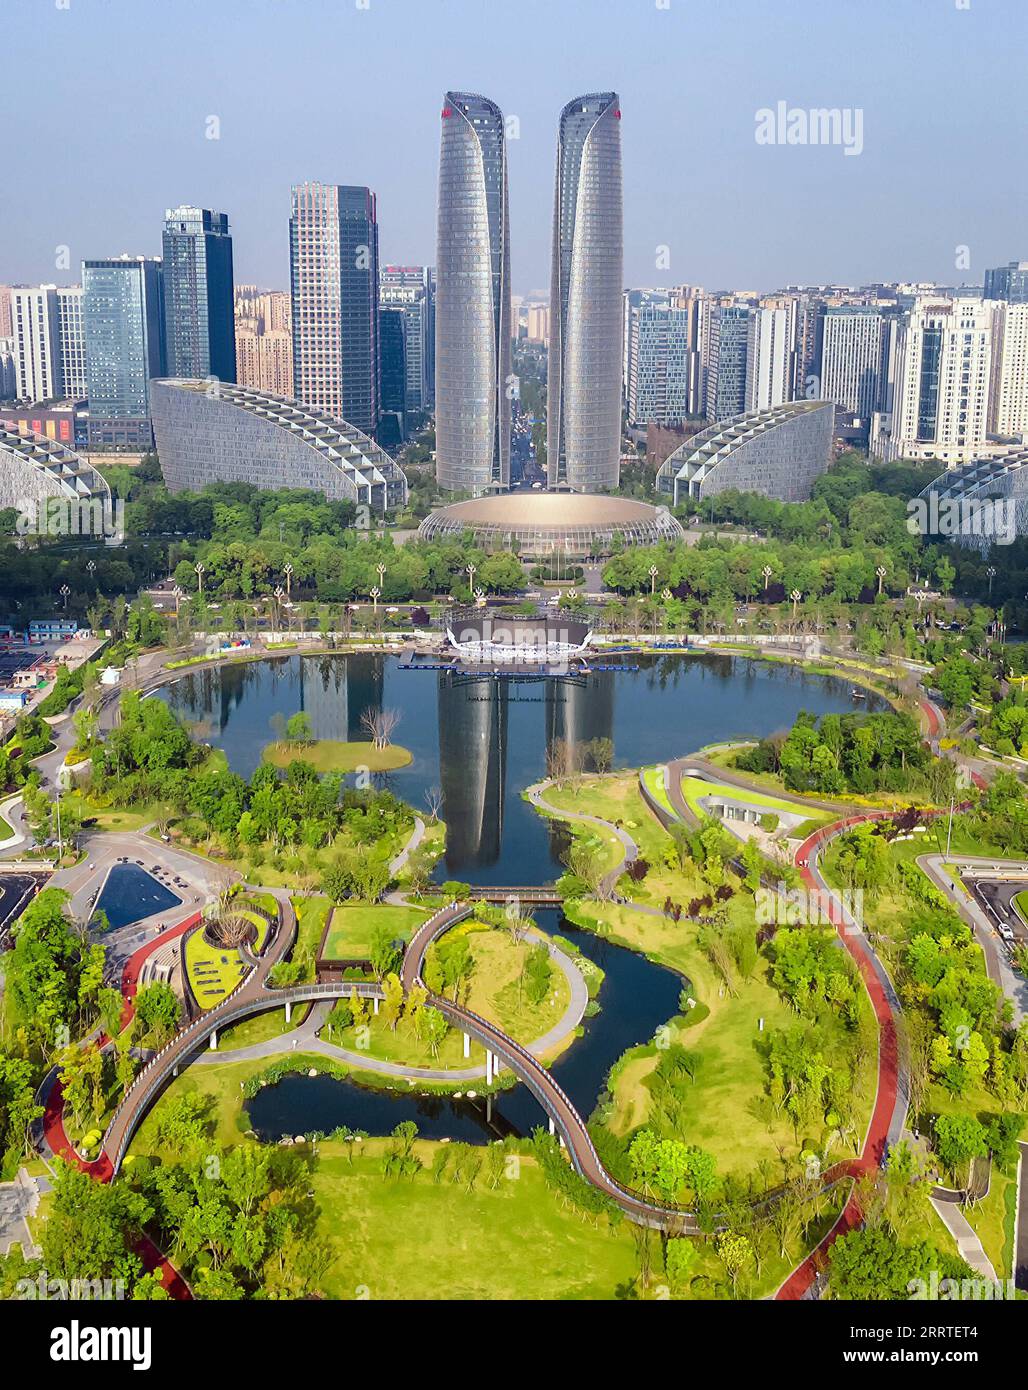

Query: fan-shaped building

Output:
[150, 379, 407, 513]
[656, 400, 836, 506]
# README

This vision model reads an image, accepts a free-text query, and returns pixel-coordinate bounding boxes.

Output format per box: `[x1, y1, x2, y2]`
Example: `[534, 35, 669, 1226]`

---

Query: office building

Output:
[436, 92, 511, 492]
[819, 304, 888, 420]
[378, 306, 407, 446]
[380, 265, 433, 411]
[290, 182, 380, 434]
[161, 206, 236, 383]
[745, 299, 795, 413]
[82, 256, 165, 450]
[548, 92, 623, 491]
[984, 261, 1028, 304]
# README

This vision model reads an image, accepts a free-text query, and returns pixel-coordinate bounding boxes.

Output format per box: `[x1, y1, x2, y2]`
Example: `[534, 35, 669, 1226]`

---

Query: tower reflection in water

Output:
[437, 668, 614, 874]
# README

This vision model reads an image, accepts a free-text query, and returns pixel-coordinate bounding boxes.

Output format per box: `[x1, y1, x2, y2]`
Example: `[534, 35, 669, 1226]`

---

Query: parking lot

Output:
[961, 869, 1028, 948]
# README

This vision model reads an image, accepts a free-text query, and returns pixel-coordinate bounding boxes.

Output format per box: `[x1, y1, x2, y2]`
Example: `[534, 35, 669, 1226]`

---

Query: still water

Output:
[245, 912, 683, 1143]
[160, 651, 879, 1139]
[160, 650, 880, 887]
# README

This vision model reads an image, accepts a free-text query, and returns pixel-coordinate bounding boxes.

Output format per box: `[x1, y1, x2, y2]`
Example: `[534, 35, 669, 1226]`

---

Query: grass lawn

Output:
[217, 1002, 305, 1050]
[677, 771, 820, 822]
[311, 1141, 638, 1300]
[262, 739, 413, 773]
[0, 811, 13, 842]
[571, 900, 874, 1178]
[291, 894, 332, 979]
[1014, 890, 1028, 926]
[323, 902, 429, 960]
[183, 925, 250, 1010]
[328, 922, 576, 1069]
[641, 765, 676, 818]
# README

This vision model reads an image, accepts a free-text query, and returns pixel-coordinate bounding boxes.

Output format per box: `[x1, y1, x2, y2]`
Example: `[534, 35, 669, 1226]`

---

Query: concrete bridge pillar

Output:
[463, 1032, 470, 1059]
[485, 1051, 493, 1084]
[548, 1116, 555, 1136]
[373, 997, 379, 1016]
[209, 1030, 217, 1051]
[486, 1093, 492, 1123]
[285, 1001, 292, 1024]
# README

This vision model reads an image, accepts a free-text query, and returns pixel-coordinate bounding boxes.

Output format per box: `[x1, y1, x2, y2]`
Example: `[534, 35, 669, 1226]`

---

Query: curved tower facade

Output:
[435, 92, 511, 493]
[547, 92, 623, 492]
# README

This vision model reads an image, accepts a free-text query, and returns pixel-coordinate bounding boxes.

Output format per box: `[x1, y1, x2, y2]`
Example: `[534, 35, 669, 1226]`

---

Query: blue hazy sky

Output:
[3, 0, 1025, 295]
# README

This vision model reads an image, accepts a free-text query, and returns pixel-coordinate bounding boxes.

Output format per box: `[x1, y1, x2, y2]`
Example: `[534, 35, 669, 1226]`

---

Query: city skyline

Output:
[3, 0, 1026, 296]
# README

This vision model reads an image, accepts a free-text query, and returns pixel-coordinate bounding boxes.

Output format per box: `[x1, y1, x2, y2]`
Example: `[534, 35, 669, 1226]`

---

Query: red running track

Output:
[776, 811, 906, 1299]
[39, 913, 200, 1299]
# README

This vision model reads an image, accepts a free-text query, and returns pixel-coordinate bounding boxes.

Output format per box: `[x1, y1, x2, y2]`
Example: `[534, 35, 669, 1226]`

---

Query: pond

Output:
[159, 650, 885, 888]
[94, 863, 183, 931]
[245, 909, 684, 1144]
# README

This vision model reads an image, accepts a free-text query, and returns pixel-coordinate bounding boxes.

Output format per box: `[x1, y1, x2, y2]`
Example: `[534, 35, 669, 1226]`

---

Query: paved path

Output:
[389, 816, 426, 877]
[0, 1168, 41, 1257]
[526, 778, 637, 896]
[929, 1195, 998, 1281]
[197, 925, 591, 1080]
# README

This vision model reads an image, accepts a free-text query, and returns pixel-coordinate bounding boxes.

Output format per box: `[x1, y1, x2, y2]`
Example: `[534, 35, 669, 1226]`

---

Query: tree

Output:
[361, 708, 401, 751]
[369, 922, 401, 980]
[716, 1230, 755, 1295]
[284, 711, 314, 746]
[933, 1113, 988, 1187]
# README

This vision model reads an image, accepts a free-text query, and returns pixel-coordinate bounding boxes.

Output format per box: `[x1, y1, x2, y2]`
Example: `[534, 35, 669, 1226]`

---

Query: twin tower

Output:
[435, 91, 623, 496]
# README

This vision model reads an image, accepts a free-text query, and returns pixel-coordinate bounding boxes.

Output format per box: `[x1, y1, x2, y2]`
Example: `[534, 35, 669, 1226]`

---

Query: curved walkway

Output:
[198, 924, 591, 1080]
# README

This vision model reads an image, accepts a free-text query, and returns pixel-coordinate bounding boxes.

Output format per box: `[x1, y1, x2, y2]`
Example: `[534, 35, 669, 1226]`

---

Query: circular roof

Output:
[418, 491, 684, 555]
[430, 493, 661, 527]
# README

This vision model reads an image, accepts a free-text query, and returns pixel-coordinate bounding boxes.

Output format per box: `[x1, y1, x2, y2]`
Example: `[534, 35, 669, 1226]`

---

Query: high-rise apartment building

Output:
[984, 261, 1028, 304]
[872, 297, 993, 464]
[705, 304, 750, 421]
[989, 301, 1028, 437]
[380, 265, 434, 411]
[290, 182, 380, 434]
[548, 92, 623, 491]
[745, 299, 796, 413]
[10, 286, 62, 401]
[162, 206, 236, 383]
[819, 305, 888, 419]
[627, 303, 695, 427]
[82, 256, 165, 450]
[435, 92, 511, 492]
[0, 287, 13, 340]
[8, 285, 86, 402]
[234, 288, 293, 396]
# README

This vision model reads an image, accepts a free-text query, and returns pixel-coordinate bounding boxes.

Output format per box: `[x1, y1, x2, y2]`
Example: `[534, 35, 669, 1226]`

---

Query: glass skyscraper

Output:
[547, 92, 623, 492]
[984, 261, 1028, 304]
[82, 256, 165, 449]
[435, 92, 511, 493]
[290, 182, 380, 435]
[161, 206, 236, 383]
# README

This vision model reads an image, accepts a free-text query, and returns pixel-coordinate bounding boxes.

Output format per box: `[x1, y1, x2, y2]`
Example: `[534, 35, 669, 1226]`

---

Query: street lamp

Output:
[875, 565, 887, 596]
[376, 562, 386, 594]
[369, 585, 381, 619]
[86, 560, 96, 584]
[274, 585, 285, 631]
[791, 589, 802, 622]
[473, 586, 486, 608]
[762, 565, 772, 593]
[59, 584, 71, 610]
[649, 564, 659, 597]
[195, 561, 206, 595]
[283, 562, 293, 598]
[173, 585, 185, 618]
[466, 562, 476, 596]
[987, 565, 997, 597]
